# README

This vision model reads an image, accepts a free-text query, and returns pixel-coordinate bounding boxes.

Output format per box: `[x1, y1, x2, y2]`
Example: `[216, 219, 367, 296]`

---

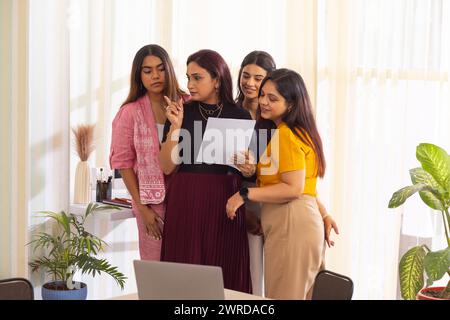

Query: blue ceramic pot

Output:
[41, 281, 87, 300]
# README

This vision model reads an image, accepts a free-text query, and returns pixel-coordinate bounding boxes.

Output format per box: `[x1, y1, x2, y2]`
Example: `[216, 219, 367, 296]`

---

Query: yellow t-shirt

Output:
[257, 122, 318, 197]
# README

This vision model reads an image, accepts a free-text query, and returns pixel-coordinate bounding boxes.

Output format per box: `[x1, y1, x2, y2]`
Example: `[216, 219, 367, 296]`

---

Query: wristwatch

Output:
[239, 187, 249, 202]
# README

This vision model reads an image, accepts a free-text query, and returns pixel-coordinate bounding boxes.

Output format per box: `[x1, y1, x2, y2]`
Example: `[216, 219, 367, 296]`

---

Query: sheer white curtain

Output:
[69, 0, 155, 198]
[316, 0, 450, 299]
[0, 0, 29, 279]
[0, 0, 70, 287]
[169, 0, 318, 105]
[27, 0, 71, 298]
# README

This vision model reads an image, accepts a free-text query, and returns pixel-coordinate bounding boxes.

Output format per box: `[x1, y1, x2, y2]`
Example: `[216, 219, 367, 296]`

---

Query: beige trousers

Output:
[261, 195, 325, 300]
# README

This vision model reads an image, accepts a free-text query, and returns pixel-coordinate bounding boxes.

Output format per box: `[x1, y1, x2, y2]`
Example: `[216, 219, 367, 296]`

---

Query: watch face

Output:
[240, 187, 248, 199]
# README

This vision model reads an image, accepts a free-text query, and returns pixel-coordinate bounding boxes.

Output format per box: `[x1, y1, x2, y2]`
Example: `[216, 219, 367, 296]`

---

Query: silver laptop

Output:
[133, 260, 225, 300]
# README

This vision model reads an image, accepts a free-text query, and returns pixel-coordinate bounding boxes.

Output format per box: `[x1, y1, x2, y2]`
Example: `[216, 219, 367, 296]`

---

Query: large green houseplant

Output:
[28, 203, 127, 299]
[389, 143, 450, 300]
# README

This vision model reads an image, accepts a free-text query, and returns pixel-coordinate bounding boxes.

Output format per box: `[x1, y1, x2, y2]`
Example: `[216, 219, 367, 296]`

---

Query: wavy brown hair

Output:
[258, 68, 326, 177]
[121, 44, 184, 107]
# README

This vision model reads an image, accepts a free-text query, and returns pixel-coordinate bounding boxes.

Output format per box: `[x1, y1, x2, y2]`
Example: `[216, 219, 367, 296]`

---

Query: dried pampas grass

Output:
[72, 124, 95, 161]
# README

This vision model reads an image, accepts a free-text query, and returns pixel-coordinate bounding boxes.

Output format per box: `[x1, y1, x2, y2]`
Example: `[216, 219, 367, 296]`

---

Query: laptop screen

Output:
[133, 260, 225, 300]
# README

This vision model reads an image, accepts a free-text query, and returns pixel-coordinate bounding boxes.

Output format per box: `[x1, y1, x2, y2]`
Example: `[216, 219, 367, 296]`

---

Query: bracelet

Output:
[322, 214, 330, 220]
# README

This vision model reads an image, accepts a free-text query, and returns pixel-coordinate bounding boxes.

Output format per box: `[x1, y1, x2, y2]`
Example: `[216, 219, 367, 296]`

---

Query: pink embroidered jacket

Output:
[109, 94, 187, 205]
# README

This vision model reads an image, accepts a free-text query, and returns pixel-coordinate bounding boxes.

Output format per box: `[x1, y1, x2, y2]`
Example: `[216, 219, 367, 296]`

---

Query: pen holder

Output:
[96, 180, 112, 202]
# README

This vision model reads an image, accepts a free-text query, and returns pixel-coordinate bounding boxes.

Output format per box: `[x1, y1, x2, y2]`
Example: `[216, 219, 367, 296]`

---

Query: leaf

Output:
[58, 211, 72, 236]
[79, 238, 85, 254]
[35, 211, 72, 236]
[399, 245, 427, 300]
[409, 168, 445, 211]
[84, 202, 97, 218]
[92, 205, 122, 212]
[86, 237, 91, 255]
[424, 247, 450, 286]
[75, 255, 127, 289]
[388, 183, 428, 208]
[416, 143, 450, 193]
[36, 211, 65, 225]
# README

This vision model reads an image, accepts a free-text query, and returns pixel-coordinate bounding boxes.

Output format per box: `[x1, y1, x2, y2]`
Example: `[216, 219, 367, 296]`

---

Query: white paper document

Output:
[196, 118, 256, 168]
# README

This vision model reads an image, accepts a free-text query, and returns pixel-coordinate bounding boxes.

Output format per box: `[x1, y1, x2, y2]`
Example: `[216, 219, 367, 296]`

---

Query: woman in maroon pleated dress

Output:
[159, 49, 252, 293]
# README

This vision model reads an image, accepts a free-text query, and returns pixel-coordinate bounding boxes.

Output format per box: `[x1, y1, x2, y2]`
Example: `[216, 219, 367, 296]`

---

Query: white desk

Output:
[111, 289, 268, 300]
[70, 203, 134, 221]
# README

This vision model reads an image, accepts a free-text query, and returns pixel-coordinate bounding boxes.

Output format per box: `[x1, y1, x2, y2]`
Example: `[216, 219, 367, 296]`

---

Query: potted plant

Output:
[389, 143, 450, 300]
[28, 202, 127, 300]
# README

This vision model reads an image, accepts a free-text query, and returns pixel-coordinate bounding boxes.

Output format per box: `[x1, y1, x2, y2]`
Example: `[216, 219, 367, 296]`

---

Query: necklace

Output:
[198, 102, 223, 120]
[145, 99, 166, 124]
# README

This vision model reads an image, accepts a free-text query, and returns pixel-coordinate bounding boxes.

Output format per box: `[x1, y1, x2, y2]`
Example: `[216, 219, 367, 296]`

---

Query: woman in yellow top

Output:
[226, 68, 335, 299]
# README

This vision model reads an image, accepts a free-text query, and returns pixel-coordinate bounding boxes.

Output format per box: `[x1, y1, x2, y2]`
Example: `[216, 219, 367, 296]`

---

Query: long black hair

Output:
[122, 44, 184, 107]
[258, 68, 326, 177]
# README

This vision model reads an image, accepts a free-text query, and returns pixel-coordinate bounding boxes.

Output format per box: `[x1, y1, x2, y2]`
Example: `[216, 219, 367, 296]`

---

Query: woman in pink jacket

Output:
[109, 44, 188, 260]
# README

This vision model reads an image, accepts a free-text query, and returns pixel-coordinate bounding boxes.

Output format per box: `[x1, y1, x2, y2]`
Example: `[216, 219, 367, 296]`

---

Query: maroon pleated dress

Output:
[161, 101, 252, 293]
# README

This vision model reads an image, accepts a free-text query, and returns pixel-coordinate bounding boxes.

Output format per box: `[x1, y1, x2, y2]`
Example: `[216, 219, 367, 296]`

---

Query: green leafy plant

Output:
[389, 143, 450, 299]
[28, 203, 127, 290]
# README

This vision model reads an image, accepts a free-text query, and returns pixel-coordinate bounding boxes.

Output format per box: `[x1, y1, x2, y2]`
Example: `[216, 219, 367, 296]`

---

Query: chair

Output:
[311, 270, 354, 300]
[0, 278, 34, 300]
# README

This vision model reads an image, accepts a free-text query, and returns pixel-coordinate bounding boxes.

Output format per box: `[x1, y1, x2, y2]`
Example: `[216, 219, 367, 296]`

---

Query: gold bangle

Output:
[322, 214, 330, 220]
